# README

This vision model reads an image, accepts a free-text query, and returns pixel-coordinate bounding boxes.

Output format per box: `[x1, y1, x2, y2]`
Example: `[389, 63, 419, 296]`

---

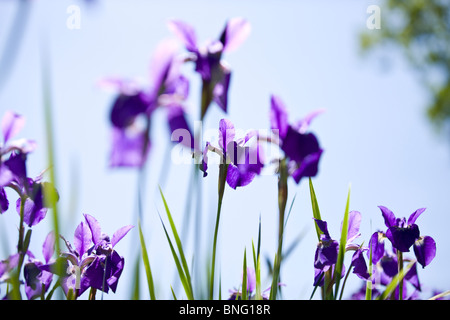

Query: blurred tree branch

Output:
[360, 0, 450, 131]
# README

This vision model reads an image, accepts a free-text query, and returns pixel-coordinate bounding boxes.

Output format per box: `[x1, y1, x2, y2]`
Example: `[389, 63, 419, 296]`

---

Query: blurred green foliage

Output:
[360, 0, 450, 130]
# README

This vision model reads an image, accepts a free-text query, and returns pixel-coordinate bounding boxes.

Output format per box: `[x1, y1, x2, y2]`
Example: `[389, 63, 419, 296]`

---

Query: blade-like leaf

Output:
[309, 178, 323, 240]
[138, 221, 156, 300]
[242, 248, 248, 300]
[334, 184, 351, 299]
[159, 187, 193, 297]
[159, 214, 194, 300]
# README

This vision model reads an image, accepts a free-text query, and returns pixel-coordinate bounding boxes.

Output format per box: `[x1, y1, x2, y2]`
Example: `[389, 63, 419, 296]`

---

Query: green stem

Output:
[11, 196, 26, 300]
[269, 158, 288, 300]
[89, 288, 96, 300]
[209, 162, 228, 300]
[200, 80, 213, 121]
[338, 265, 353, 300]
[397, 250, 403, 300]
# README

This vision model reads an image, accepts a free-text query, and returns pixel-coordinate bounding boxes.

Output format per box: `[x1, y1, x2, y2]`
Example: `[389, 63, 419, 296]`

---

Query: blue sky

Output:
[1, 0, 449, 299]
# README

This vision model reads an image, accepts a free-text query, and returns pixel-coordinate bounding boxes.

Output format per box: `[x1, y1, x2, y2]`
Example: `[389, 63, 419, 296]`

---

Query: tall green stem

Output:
[269, 158, 288, 300]
[209, 162, 228, 300]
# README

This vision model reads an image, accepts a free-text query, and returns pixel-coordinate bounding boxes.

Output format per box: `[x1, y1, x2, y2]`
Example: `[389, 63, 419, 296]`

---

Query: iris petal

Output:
[414, 235, 436, 268]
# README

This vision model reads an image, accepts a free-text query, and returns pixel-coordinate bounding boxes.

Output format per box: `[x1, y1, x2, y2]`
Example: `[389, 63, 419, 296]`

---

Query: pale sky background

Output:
[1, 0, 450, 300]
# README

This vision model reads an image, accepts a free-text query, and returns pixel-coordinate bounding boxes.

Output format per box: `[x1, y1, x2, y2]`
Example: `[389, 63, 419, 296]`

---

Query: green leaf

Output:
[131, 253, 141, 300]
[376, 260, 416, 300]
[334, 184, 351, 299]
[309, 178, 323, 240]
[159, 215, 194, 300]
[159, 187, 194, 298]
[170, 286, 178, 300]
[138, 221, 156, 300]
[242, 248, 248, 300]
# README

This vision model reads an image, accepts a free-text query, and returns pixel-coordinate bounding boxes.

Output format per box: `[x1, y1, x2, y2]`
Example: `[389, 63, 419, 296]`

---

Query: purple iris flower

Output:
[313, 211, 366, 285]
[269, 94, 324, 184]
[1, 110, 36, 211]
[43, 214, 133, 298]
[200, 119, 264, 189]
[102, 38, 192, 168]
[378, 206, 436, 268]
[0, 110, 56, 227]
[168, 17, 251, 118]
[81, 214, 133, 294]
[23, 231, 55, 299]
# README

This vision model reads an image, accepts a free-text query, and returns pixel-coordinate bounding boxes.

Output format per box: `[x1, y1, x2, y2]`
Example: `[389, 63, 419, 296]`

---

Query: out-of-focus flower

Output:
[23, 231, 55, 300]
[0, 111, 56, 227]
[228, 267, 271, 300]
[269, 94, 323, 184]
[102, 38, 192, 168]
[42, 214, 133, 298]
[200, 119, 264, 189]
[168, 17, 251, 118]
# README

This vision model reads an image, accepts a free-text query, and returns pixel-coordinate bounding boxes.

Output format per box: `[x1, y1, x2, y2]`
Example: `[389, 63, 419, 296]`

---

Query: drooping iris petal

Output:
[404, 262, 421, 291]
[74, 222, 92, 258]
[0, 187, 8, 214]
[368, 231, 386, 264]
[291, 149, 323, 184]
[167, 104, 193, 149]
[313, 268, 325, 287]
[167, 20, 198, 53]
[413, 236, 436, 268]
[378, 205, 397, 229]
[109, 126, 150, 168]
[81, 256, 105, 292]
[380, 254, 398, 278]
[212, 66, 231, 113]
[314, 239, 339, 270]
[269, 94, 289, 140]
[386, 224, 420, 252]
[226, 163, 256, 190]
[281, 127, 321, 164]
[351, 249, 370, 280]
[0, 164, 14, 187]
[16, 197, 47, 228]
[106, 251, 125, 293]
[109, 93, 149, 129]
[1, 110, 25, 144]
[42, 231, 55, 264]
[111, 225, 134, 248]
[24, 261, 44, 299]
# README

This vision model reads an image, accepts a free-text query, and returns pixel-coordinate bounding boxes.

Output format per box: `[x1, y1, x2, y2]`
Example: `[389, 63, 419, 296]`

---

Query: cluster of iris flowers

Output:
[0, 16, 443, 301]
